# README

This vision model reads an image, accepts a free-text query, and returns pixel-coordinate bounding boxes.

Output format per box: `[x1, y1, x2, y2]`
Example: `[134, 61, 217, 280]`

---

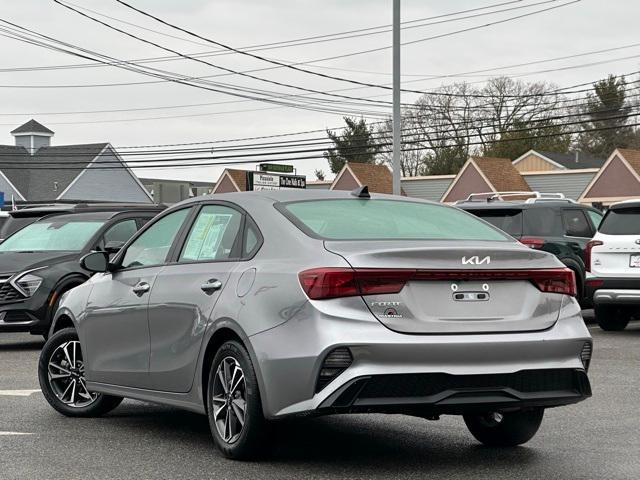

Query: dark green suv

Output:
[457, 194, 603, 306]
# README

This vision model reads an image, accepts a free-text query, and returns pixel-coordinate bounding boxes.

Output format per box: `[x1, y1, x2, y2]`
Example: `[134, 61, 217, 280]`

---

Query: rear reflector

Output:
[299, 267, 577, 299]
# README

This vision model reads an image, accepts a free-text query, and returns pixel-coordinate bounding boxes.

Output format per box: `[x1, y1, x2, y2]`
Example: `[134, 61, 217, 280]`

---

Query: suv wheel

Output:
[38, 328, 122, 417]
[595, 305, 631, 331]
[464, 409, 544, 447]
[207, 341, 267, 459]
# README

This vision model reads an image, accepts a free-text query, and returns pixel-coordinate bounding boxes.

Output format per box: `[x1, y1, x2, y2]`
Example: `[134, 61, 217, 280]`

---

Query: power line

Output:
[113, 0, 583, 98]
[2, 106, 639, 163]
[1, 119, 638, 171]
[0, 21, 393, 119]
[0, 1, 538, 73]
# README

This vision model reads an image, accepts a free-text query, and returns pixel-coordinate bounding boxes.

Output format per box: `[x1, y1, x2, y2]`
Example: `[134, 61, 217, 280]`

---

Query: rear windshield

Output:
[465, 209, 522, 237]
[599, 208, 640, 235]
[280, 199, 509, 241]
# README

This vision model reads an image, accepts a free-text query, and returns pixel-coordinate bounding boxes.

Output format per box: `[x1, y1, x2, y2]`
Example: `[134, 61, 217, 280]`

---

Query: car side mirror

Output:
[105, 240, 125, 253]
[80, 251, 110, 273]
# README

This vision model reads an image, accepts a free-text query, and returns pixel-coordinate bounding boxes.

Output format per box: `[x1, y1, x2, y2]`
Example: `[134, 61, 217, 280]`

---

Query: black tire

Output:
[595, 305, 630, 331]
[464, 409, 544, 447]
[38, 328, 123, 417]
[207, 340, 267, 460]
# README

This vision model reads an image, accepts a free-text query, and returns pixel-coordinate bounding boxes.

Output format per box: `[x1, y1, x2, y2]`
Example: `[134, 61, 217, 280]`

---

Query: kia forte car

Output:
[38, 189, 592, 459]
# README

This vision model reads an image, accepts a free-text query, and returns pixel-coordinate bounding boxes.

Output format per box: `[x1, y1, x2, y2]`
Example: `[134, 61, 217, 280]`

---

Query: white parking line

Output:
[0, 389, 41, 397]
[0, 432, 33, 436]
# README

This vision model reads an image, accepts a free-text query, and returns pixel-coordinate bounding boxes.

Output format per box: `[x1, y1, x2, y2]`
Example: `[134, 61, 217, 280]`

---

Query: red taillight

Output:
[519, 237, 545, 249]
[585, 278, 604, 288]
[298, 268, 413, 300]
[585, 240, 603, 272]
[299, 267, 577, 299]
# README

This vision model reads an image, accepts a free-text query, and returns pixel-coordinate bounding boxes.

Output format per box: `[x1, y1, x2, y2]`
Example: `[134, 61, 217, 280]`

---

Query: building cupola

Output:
[11, 119, 54, 154]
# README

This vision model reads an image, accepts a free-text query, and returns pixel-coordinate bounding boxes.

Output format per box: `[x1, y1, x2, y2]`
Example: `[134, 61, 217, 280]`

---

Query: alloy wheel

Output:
[211, 356, 247, 444]
[47, 340, 98, 408]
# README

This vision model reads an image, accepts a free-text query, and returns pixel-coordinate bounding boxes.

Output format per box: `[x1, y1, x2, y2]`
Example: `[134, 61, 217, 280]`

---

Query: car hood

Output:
[0, 251, 78, 275]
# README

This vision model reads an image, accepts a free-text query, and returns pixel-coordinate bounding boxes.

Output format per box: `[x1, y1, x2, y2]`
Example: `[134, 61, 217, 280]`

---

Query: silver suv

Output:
[38, 190, 592, 459]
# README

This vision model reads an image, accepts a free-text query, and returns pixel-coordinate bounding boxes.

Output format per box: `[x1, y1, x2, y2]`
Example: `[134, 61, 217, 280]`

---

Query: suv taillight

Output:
[298, 267, 577, 299]
[519, 237, 545, 249]
[585, 240, 603, 272]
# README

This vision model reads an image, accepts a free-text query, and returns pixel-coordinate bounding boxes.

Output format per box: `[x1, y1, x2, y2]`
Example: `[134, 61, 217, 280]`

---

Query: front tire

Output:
[207, 340, 267, 460]
[464, 409, 544, 447]
[38, 328, 122, 417]
[595, 305, 630, 331]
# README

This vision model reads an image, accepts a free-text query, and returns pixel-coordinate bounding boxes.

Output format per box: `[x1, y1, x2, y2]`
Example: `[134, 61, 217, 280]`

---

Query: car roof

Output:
[9, 203, 164, 218]
[609, 199, 640, 210]
[173, 188, 438, 206]
[456, 200, 591, 210]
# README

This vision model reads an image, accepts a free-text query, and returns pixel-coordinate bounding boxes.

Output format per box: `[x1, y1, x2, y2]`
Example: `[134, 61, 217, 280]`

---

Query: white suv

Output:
[586, 200, 640, 330]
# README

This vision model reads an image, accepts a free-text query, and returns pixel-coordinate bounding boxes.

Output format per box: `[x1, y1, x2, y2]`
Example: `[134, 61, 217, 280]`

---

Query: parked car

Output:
[585, 200, 640, 330]
[0, 203, 165, 338]
[457, 192, 604, 306]
[38, 189, 591, 459]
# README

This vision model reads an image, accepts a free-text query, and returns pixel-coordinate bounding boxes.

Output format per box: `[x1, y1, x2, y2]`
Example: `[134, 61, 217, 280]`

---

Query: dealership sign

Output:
[246, 172, 306, 191]
[259, 163, 294, 174]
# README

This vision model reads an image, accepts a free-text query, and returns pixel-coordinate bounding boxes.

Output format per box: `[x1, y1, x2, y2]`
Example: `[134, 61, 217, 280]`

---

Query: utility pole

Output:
[392, 0, 401, 195]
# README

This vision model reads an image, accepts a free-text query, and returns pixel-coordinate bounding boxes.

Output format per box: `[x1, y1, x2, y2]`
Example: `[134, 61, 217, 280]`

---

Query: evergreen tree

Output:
[324, 117, 380, 174]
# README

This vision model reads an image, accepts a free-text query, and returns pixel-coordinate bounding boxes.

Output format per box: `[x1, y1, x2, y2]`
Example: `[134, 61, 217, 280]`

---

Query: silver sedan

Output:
[38, 189, 592, 459]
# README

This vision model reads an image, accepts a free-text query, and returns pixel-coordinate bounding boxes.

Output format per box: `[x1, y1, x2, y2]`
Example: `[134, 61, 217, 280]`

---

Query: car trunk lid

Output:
[324, 240, 567, 334]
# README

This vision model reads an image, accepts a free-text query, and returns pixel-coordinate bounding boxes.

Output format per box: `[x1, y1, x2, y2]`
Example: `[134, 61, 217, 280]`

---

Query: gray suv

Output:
[38, 189, 592, 459]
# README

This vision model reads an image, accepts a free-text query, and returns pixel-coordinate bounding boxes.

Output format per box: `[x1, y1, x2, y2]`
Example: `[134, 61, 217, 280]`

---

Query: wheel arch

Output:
[559, 257, 585, 299]
[46, 273, 90, 323]
[199, 320, 266, 417]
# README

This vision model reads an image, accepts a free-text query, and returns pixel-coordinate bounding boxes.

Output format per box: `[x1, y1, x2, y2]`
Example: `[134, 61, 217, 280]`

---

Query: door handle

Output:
[132, 282, 150, 295]
[201, 279, 223, 293]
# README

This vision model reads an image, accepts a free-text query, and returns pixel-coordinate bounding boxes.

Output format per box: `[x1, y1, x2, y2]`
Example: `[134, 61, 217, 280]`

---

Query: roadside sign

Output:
[246, 172, 306, 191]
[259, 163, 294, 174]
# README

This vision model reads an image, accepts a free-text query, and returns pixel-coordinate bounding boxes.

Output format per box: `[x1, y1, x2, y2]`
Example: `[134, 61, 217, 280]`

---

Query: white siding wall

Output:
[522, 172, 596, 201]
[401, 177, 454, 201]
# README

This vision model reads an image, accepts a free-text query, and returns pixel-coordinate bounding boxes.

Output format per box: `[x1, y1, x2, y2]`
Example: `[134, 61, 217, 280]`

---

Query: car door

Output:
[82, 208, 192, 389]
[147, 203, 245, 393]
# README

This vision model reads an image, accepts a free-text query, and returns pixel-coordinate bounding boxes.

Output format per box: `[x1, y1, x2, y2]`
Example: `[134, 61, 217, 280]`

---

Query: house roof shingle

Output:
[472, 156, 532, 192]
[0, 143, 108, 200]
[10, 119, 54, 135]
[617, 148, 640, 176]
[343, 162, 394, 194]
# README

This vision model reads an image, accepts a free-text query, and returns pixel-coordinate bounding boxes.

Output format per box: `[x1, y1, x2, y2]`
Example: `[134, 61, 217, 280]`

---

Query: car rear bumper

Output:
[318, 369, 590, 415]
[250, 295, 592, 419]
[585, 276, 640, 306]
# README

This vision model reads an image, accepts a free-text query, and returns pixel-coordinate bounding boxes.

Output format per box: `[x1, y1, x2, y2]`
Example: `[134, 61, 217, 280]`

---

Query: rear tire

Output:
[464, 409, 544, 447]
[207, 340, 267, 460]
[38, 328, 122, 417]
[595, 305, 630, 331]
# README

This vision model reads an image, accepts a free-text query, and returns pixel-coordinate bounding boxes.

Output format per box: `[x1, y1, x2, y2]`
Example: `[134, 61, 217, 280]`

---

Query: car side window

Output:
[586, 210, 603, 231]
[523, 208, 563, 236]
[101, 219, 138, 248]
[179, 205, 242, 262]
[121, 209, 190, 269]
[243, 218, 262, 258]
[563, 209, 592, 237]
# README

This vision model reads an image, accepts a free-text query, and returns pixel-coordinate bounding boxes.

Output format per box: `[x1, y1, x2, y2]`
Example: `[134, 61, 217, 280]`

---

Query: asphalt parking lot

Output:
[1, 313, 639, 480]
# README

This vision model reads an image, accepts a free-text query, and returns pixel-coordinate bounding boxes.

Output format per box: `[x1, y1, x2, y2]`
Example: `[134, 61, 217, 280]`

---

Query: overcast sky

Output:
[1, 0, 640, 183]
